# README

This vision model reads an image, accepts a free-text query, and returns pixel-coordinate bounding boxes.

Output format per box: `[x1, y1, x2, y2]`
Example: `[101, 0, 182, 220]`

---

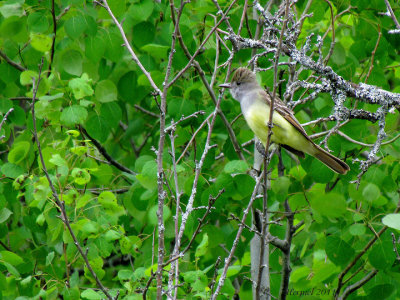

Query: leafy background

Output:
[0, 0, 400, 299]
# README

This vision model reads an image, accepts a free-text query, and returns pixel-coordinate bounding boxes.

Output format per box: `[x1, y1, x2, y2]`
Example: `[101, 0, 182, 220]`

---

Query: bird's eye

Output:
[236, 81, 241, 86]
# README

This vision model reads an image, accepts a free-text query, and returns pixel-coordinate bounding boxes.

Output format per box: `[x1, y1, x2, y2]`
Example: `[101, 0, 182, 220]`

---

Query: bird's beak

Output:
[219, 83, 231, 89]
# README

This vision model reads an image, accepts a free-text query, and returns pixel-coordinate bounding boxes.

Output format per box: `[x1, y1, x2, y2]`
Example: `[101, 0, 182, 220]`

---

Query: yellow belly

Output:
[243, 102, 315, 155]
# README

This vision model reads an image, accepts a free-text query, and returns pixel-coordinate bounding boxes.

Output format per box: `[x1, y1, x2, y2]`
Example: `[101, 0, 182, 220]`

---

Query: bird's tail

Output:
[313, 145, 349, 174]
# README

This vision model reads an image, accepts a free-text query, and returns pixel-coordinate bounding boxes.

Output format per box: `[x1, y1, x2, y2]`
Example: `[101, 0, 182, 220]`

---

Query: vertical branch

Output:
[255, 155, 270, 300]
[384, 0, 400, 29]
[255, 1, 291, 299]
[0, 108, 14, 141]
[210, 15, 221, 89]
[154, 1, 187, 298]
[322, 0, 336, 65]
[171, 96, 222, 286]
[237, 0, 249, 36]
[48, 0, 57, 76]
[168, 128, 181, 299]
[278, 200, 294, 300]
[211, 174, 264, 300]
[365, 25, 382, 83]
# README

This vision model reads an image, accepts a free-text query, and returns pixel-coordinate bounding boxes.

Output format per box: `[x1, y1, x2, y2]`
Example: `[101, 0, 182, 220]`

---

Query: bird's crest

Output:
[231, 67, 257, 84]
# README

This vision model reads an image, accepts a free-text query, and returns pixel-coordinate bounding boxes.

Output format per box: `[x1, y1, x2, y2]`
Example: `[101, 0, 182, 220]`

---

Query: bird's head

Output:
[219, 68, 259, 101]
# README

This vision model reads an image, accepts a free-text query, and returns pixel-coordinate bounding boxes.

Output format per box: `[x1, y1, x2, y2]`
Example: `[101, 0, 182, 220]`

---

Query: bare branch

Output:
[100, 0, 162, 95]
[79, 126, 136, 176]
[384, 0, 400, 29]
[0, 50, 26, 72]
[0, 108, 14, 140]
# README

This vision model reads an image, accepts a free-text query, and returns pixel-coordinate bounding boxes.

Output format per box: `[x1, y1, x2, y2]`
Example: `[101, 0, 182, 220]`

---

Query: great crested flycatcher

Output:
[220, 67, 349, 174]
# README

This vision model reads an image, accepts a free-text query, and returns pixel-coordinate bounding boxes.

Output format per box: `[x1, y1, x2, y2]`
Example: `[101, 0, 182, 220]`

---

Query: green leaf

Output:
[382, 214, 400, 230]
[119, 237, 132, 255]
[224, 160, 248, 174]
[0, 208, 12, 223]
[39, 93, 64, 102]
[325, 236, 355, 266]
[62, 50, 83, 76]
[60, 105, 88, 126]
[118, 269, 133, 280]
[71, 168, 91, 185]
[20, 70, 38, 85]
[349, 223, 366, 236]
[367, 284, 395, 300]
[128, 0, 154, 21]
[362, 183, 380, 202]
[70, 146, 87, 156]
[0, 1, 23, 18]
[69, 73, 94, 100]
[272, 176, 291, 196]
[64, 14, 87, 39]
[104, 230, 121, 242]
[27, 11, 49, 33]
[1, 162, 24, 178]
[141, 44, 169, 60]
[309, 185, 347, 219]
[132, 22, 155, 48]
[8, 141, 30, 165]
[45, 251, 55, 266]
[195, 233, 209, 258]
[0, 251, 24, 266]
[95, 80, 117, 103]
[308, 158, 334, 183]
[310, 260, 338, 284]
[98, 0, 125, 18]
[85, 114, 110, 142]
[118, 71, 137, 101]
[30, 33, 52, 52]
[98, 191, 117, 210]
[100, 102, 122, 129]
[168, 97, 195, 119]
[85, 35, 105, 63]
[49, 154, 68, 167]
[103, 30, 124, 62]
[147, 205, 171, 226]
[81, 289, 102, 300]
[368, 234, 395, 270]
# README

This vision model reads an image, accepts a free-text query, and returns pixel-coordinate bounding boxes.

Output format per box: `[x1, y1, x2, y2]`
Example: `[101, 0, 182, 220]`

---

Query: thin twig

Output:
[338, 270, 378, 300]
[365, 25, 382, 83]
[79, 126, 136, 175]
[0, 108, 14, 140]
[323, 0, 336, 65]
[167, 0, 238, 88]
[48, 0, 57, 76]
[211, 174, 264, 300]
[0, 50, 26, 71]
[100, 0, 162, 95]
[176, 112, 214, 164]
[391, 233, 400, 262]
[134, 104, 159, 118]
[384, 0, 400, 29]
[335, 200, 400, 297]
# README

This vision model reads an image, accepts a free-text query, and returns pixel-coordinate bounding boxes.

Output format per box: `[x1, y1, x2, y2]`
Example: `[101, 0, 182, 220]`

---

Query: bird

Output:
[219, 67, 349, 174]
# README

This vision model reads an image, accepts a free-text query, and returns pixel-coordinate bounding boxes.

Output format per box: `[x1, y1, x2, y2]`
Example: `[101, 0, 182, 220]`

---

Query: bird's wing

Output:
[260, 90, 313, 142]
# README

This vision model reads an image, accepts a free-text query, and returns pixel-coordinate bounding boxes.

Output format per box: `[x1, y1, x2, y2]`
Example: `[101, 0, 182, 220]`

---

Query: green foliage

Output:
[0, 0, 400, 299]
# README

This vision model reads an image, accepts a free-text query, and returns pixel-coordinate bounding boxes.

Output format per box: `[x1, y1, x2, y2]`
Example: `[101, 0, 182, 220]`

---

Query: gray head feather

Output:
[229, 68, 260, 101]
